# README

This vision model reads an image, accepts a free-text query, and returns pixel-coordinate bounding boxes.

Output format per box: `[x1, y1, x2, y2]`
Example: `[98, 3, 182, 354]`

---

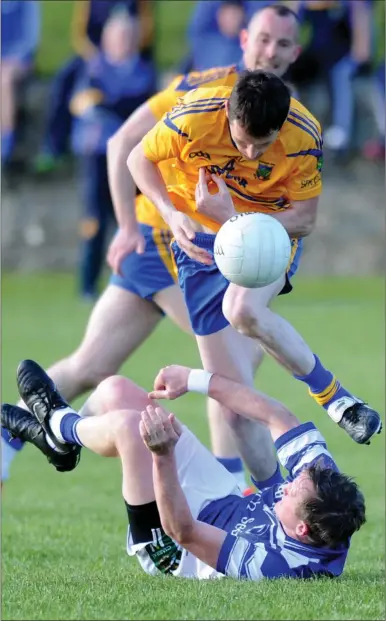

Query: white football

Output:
[214, 212, 292, 288]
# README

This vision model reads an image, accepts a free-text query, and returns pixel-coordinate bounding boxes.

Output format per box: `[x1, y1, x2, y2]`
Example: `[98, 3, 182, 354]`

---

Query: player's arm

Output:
[153, 451, 228, 568]
[269, 196, 319, 238]
[127, 113, 212, 263]
[140, 405, 227, 569]
[106, 102, 158, 232]
[106, 82, 184, 271]
[150, 366, 299, 442]
[276, 124, 324, 238]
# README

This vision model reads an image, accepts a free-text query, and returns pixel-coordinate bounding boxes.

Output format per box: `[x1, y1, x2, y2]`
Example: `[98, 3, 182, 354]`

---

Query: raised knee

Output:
[96, 375, 135, 411]
[223, 297, 259, 335]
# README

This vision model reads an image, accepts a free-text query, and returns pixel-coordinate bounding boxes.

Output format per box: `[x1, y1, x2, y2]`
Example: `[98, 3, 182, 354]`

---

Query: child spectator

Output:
[69, 10, 156, 299]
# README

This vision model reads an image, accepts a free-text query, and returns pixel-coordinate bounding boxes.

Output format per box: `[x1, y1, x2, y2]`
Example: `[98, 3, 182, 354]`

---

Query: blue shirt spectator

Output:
[182, 0, 278, 72]
[1, 1, 40, 165]
[187, 0, 274, 40]
[70, 52, 156, 156]
[1, 0, 40, 64]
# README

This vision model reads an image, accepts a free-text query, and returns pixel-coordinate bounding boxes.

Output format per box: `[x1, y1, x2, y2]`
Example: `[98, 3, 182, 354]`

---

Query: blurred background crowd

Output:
[1, 0, 385, 297]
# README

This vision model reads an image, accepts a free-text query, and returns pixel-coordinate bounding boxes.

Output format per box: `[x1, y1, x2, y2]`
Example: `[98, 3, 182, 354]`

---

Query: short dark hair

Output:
[228, 70, 291, 138]
[300, 464, 366, 549]
[265, 3, 300, 24]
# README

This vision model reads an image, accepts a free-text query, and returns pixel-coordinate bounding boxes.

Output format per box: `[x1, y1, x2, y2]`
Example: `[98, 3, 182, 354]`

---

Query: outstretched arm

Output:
[149, 366, 300, 442]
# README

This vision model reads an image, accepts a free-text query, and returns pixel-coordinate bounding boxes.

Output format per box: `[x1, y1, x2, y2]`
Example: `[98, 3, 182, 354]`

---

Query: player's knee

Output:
[223, 297, 257, 335]
[96, 375, 138, 411]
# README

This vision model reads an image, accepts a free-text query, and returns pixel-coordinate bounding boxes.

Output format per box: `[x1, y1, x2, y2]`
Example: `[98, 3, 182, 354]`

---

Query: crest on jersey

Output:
[255, 161, 274, 181]
[316, 155, 324, 172]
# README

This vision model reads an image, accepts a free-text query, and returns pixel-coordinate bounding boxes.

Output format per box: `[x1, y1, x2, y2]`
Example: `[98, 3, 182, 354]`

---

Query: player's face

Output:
[228, 120, 279, 160]
[240, 9, 301, 77]
[274, 470, 316, 539]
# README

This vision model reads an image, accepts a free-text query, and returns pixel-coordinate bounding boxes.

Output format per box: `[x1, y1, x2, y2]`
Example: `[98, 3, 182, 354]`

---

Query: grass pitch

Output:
[1, 274, 385, 620]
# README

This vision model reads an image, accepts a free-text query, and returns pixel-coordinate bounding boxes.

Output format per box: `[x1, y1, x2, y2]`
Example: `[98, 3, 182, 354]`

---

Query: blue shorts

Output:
[171, 233, 303, 336]
[109, 224, 176, 301]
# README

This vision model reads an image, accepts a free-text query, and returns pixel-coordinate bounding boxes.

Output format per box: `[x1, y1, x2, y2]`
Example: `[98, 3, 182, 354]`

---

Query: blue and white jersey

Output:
[198, 422, 349, 581]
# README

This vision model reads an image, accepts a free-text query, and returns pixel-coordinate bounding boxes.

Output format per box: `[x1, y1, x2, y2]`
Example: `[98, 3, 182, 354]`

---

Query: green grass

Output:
[1, 274, 385, 620]
[37, 1, 194, 76]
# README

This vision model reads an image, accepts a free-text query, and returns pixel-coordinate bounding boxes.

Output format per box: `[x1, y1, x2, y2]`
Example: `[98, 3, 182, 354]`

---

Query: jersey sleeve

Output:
[147, 76, 183, 121]
[275, 422, 339, 480]
[217, 533, 295, 580]
[141, 109, 189, 163]
[284, 115, 323, 201]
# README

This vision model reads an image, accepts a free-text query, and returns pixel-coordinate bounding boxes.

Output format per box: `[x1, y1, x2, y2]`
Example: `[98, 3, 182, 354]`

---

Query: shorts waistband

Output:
[188, 232, 216, 250]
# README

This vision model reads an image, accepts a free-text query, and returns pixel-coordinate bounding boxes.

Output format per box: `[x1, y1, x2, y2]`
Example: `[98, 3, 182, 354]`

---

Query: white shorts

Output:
[126, 426, 242, 579]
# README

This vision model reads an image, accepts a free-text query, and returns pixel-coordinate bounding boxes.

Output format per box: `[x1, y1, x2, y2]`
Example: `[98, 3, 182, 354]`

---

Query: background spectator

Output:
[180, 0, 281, 72]
[186, 0, 247, 71]
[33, 0, 155, 175]
[288, 0, 372, 161]
[362, 0, 385, 160]
[69, 10, 156, 300]
[1, 0, 40, 167]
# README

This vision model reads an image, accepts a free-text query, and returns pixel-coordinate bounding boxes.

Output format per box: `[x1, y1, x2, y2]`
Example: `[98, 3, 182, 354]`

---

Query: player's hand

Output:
[168, 211, 212, 265]
[107, 227, 146, 276]
[149, 365, 191, 400]
[195, 168, 237, 225]
[140, 404, 182, 455]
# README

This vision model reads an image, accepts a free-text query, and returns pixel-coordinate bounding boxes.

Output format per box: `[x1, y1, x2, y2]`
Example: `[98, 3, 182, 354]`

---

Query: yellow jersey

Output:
[135, 66, 240, 229]
[141, 85, 323, 232]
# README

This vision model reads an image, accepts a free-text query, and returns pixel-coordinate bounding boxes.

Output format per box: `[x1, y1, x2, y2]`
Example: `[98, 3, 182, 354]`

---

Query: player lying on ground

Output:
[2, 359, 368, 581]
[2, 5, 302, 488]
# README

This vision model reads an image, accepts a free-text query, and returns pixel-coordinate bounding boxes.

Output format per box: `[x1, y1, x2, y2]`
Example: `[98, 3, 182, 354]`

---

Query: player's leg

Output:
[172, 234, 280, 487]
[154, 281, 259, 490]
[223, 264, 382, 444]
[152, 232, 254, 489]
[223, 274, 315, 374]
[78, 153, 112, 299]
[1, 61, 28, 164]
[47, 285, 162, 401]
[196, 327, 278, 486]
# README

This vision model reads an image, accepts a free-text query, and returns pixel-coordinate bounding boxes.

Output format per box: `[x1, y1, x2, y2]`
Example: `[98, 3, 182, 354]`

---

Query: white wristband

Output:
[187, 369, 213, 395]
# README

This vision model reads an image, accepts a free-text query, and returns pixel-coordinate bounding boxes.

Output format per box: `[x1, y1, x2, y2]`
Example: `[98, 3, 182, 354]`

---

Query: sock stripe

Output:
[309, 376, 336, 400]
[310, 379, 341, 405]
[71, 420, 84, 447]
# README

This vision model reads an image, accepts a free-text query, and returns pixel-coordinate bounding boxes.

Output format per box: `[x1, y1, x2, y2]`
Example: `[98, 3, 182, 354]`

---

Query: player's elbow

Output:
[162, 517, 195, 546]
[294, 202, 318, 237]
[299, 219, 315, 237]
[127, 142, 147, 175]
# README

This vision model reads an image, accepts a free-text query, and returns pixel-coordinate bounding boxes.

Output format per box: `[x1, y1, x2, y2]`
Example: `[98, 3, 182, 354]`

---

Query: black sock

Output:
[124, 499, 162, 545]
